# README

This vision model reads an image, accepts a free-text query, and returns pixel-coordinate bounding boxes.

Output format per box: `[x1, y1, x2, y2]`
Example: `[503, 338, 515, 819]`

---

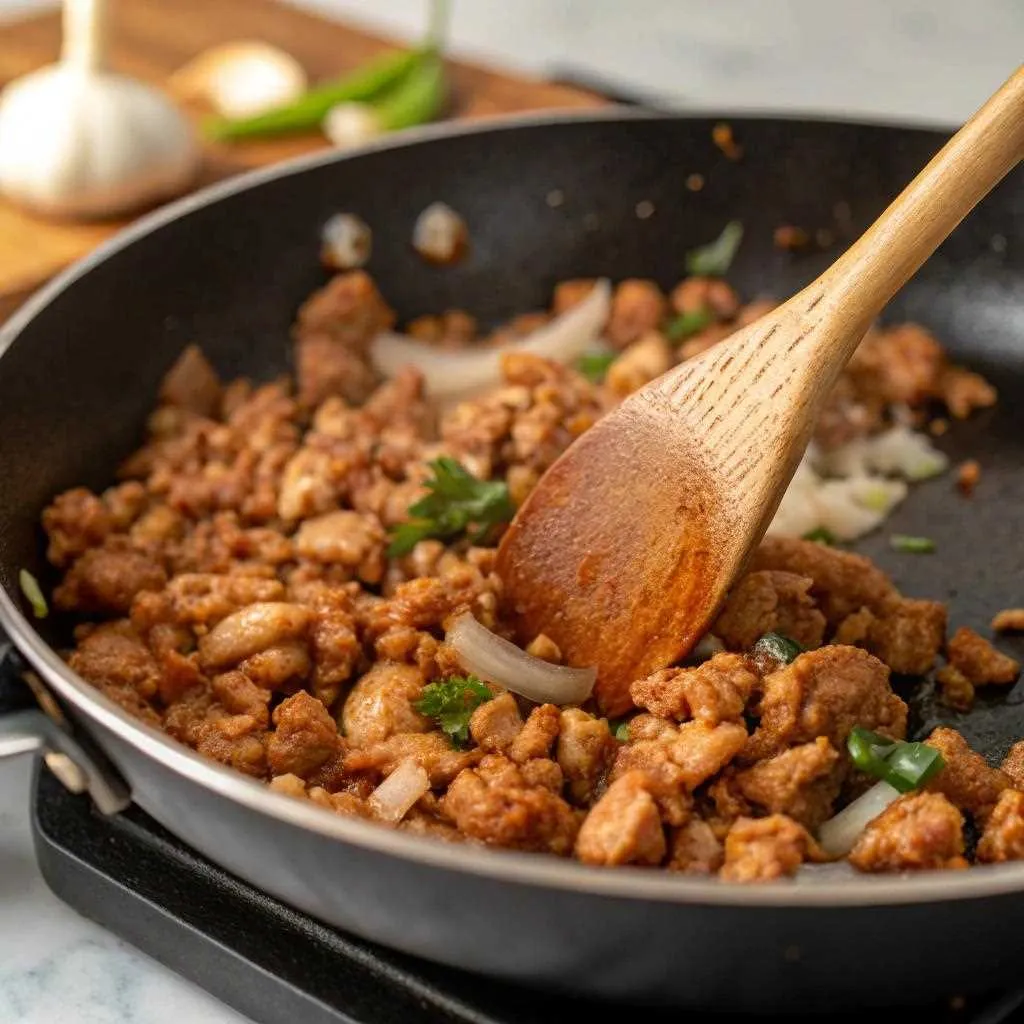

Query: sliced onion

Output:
[321, 213, 372, 270]
[370, 278, 612, 402]
[447, 614, 596, 706]
[692, 634, 725, 661]
[412, 202, 469, 264]
[368, 757, 429, 824]
[817, 780, 900, 857]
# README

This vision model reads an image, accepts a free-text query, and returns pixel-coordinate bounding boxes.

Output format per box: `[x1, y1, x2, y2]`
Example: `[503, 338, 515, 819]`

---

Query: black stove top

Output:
[30, 764, 1024, 1024]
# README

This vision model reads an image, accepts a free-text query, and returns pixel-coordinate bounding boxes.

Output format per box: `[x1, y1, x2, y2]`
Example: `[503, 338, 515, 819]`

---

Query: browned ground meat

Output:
[40, 267, 1009, 880]
[443, 754, 579, 855]
[1001, 741, 1024, 790]
[713, 571, 826, 651]
[629, 653, 757, 725]
[733, 737, 843, 830]
[976, 789, 1024, 863]
[575, 771, 667, 866]
[742, 646, 906, 761]
[925, 727, 1010, 824]
[719, 815, 824, 882]
[848, 793, 967, 872]
[667, 819, 724, 874]
[946, 627, 1020, 686]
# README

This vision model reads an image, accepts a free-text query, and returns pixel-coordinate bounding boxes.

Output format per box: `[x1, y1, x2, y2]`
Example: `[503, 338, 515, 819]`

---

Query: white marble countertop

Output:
[1, 1, 1021, 1021]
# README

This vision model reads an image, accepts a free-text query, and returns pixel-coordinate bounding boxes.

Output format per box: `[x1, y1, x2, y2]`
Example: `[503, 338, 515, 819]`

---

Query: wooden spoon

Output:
[497, 65, 1024, 716]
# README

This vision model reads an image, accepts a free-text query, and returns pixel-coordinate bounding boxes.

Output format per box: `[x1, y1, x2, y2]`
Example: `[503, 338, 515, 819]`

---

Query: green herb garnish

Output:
[576, 352, 617, 383]
[388, 457, 515, 556]
[803, 527, 836, 545]
[414, 675, 493, 748]
[890, 534, 936, 554]
[664, 307, 714, 342]
[685, 221, 744, 277]
[19, 569, 48, 619]
[608, 717, 631, 742]
[751, 632, 803, 666]
[847, 727, 945, 794]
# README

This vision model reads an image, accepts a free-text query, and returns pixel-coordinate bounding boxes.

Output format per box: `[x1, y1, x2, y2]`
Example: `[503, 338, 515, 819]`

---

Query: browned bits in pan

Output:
[712, 122, 743, 160]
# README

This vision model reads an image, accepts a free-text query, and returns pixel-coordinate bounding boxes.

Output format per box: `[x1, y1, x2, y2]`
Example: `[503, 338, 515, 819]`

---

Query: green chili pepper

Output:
[847, 726, 945, 794]
[205, 47, 425, 141]
[372, 52, 446, 133]
[19, 569, 48, 619]
[751, 632, 803, 666]
[890, 534, 936, 554]
[664, 308, 713, 342]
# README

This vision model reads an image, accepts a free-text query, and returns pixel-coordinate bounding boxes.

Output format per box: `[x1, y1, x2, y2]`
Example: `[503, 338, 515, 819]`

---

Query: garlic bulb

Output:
[0, 0, 199, 220]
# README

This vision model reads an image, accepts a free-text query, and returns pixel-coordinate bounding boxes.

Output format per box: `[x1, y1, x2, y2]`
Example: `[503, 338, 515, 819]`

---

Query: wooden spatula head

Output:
[497, 300, 823, 716]
[499, 66, 1023, 715]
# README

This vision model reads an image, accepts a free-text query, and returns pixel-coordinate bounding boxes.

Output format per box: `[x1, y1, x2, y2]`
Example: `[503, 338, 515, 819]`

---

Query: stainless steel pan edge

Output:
[2, 109, 1023, 1010]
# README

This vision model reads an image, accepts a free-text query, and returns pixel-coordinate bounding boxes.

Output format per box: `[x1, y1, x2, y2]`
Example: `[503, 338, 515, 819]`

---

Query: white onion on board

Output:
[367, 757, 429, 824]
[817, 780, 901, 857]
[370, 278, 612, 402]
[447, 614, 596, 706]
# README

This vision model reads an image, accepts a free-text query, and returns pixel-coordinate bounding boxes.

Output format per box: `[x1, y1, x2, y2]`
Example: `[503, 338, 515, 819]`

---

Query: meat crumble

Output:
[37, 268, 1019, 883]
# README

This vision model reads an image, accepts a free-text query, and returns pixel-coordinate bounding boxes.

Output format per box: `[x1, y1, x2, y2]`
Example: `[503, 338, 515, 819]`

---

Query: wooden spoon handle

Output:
[818, 64, 1024, 325]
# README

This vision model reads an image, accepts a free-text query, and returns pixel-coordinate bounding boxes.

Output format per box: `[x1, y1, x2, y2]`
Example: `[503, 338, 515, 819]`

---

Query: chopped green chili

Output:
[18, 569, 48, 619]
[847, 726, 945, 794]
[890, 534, 936, 554]
[576, 352, 617, 383]
[751, 632, 803, 666]
[663, 307, 714, 342]
[685, 221, 744, 276]
[803, 527, 836, 545]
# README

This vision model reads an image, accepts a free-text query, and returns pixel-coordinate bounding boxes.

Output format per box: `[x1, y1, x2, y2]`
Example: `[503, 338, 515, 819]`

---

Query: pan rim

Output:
[2, 106, 1019, 910]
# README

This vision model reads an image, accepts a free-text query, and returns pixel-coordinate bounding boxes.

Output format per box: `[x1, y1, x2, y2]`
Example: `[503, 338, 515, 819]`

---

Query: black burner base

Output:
[30, 764, 1024, 1024]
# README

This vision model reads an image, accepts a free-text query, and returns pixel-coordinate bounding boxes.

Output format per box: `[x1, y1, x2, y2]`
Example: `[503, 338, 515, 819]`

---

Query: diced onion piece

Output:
[692, 634, 725, 661]
[818, 425, 948, 482]
[412, 202, 468, 264]
[368, 757, 429, 824]
[371, 278, 611, 402]
[321, 213, 372, 270]
[168, 41, 308, 119]
[323, 103, 384, 149]
[447, 614, 596, 706]
[817, 780, 900, 857]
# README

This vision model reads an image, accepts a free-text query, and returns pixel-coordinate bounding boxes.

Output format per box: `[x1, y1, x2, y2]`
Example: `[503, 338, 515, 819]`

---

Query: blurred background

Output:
[1, 0, 1021, 123]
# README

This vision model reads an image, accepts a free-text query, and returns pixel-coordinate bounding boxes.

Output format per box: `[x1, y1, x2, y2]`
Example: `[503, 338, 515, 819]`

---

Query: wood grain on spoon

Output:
[498, 65, 1024, 716]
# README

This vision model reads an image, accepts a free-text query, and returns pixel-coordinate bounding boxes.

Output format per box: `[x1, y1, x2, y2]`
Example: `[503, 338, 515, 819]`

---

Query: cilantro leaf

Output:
[576, 352, 617, 383]
[415, 675, 494, 748]
[388, 457, 515, 557]
[664, 307, 713, 342]
[685, 221, 744, 277]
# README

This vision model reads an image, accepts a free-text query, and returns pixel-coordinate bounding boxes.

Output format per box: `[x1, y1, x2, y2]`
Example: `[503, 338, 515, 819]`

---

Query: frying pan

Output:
[0, 110, 1022, 1014]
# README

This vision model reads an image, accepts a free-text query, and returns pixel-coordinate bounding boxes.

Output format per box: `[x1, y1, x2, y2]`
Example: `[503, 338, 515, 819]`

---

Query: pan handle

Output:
[0, 641, 130, 815]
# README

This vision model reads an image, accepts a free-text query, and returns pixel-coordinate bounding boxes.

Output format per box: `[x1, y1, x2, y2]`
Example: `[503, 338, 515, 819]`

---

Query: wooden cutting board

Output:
[0, 0, 605, 321]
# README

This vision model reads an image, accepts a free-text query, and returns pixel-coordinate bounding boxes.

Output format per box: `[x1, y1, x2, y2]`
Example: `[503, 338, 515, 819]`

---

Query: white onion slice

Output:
[447, 614, 596, 706]
[412, 202, 468, 264]
[321, 212, 372, 270]
[367, 757, 429, 824]
[370, 278, 612, 401]
[817, 780, 901, 857]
